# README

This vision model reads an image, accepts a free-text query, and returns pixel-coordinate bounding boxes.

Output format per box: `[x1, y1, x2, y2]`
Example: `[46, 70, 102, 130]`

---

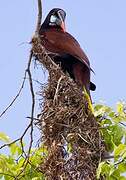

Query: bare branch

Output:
[35, 0, 42, 35]
[114, 159, 125, 166]
[0, 50, 35, 178]
[0, 72, 27, 118]
[26, 50, 35, 156]
[0, 0, 42, 179]
[14, 0, 43, 176]
[119, 122, 126, 128]
[15, 50, 36, 178]
[0, 138, 21, 150]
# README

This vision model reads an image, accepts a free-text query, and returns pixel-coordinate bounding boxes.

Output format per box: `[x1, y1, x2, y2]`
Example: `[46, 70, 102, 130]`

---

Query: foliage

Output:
[95, 102, 126, 179]
[0, 133, 47, 179]
[0, 102, 126, 179]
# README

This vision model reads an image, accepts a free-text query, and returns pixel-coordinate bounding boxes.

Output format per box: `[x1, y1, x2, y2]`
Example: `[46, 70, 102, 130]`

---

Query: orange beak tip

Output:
[61, 22, 66, 32]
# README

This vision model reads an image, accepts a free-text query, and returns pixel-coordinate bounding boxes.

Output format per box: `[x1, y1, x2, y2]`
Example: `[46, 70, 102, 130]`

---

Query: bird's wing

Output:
[40, 29, 91, 69]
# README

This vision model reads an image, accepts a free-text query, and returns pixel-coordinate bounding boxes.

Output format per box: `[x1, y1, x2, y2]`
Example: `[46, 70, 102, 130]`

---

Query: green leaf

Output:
[101, 119, 112, 126]
[117, 102, 124, 114]
[109, 169, 120, 179]
[101, 128, 115, 152]
[32, 177, 42, 180]
[96, 162, 106, 179]
[116, 102, 126, 121]
[94, 104, 104, 111]
[0, 174, 3, 179]
[119, 176, 126, 180]
[114, 144, 126, 157]
[122, 151, 126, 159]
[9, 143, 22, 156]
[109, 112, 115, 118]
[0, 132, 10, 143]
[108, 125, 124, 146]
[118, 163, 126, 173]
[0, 155, 8, 171]
[97, 162, 113, 179]
[94, 105, 112, 117]
[67, 143, 72, 153]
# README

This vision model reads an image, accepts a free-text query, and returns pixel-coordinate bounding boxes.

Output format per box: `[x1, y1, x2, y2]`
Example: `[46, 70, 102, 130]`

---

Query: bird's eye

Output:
[50, 15, 57, 23]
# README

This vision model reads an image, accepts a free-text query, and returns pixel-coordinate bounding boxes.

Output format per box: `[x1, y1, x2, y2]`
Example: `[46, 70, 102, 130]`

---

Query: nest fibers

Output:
[32, 36, 105, 180]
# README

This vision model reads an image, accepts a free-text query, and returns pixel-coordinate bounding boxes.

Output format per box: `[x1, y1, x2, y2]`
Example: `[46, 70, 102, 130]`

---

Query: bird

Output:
[39, 8, 96, 98]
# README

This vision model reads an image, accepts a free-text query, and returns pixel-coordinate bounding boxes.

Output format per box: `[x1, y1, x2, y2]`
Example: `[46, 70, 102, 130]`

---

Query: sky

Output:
[0, 0, 126, 146]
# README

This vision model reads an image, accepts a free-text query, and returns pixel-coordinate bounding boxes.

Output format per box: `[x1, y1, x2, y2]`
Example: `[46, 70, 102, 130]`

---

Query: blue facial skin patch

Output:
[50, 15, 57, 23]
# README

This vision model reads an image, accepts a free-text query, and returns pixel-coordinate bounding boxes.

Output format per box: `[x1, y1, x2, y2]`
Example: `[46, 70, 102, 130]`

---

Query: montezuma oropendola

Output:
[39, 8, 96, 96]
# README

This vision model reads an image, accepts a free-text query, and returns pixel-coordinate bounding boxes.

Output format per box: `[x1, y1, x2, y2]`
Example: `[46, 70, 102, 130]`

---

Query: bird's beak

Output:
[60, 21, 66, 32]
[57, 10, 66, 32]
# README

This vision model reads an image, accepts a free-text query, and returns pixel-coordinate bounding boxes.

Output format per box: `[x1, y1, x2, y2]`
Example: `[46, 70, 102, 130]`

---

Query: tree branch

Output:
[0, 0, 42, 179]
[35, 0, 42, 35]
[0, 72, 27, 118]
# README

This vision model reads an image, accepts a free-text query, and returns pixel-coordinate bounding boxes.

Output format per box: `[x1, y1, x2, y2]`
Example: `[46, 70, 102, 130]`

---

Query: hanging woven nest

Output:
[31, 36, 105, 180]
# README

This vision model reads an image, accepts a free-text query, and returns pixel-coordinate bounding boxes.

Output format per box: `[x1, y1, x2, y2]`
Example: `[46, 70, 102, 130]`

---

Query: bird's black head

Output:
[41, 8, 66, 32]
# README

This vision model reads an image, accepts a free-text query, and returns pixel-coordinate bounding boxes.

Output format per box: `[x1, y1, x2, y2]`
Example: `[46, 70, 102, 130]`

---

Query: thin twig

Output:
[56, 122, 71, 128]
[0, 72, 27, 118]
[26, 50, 35, 155]
[15, 0, 43, 177]
[15, 51, 35, 178]
[25, 78, 45, 86]
[26, 116, 40, 121]
[0, 0, 42, 179]
[114, 159, 125, 166]
[0, 123, 31, 150]
[0, 51, 35, 178]
[53, 75, 64, 104]
[78, 133, 91, 144]
[0, 138, 21, 150]
[103, 155, 114, 160]
[119, 122, 126, 127]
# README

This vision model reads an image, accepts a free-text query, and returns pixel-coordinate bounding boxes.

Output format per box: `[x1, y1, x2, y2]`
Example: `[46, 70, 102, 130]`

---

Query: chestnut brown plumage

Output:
[39, 8, 96, 96]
